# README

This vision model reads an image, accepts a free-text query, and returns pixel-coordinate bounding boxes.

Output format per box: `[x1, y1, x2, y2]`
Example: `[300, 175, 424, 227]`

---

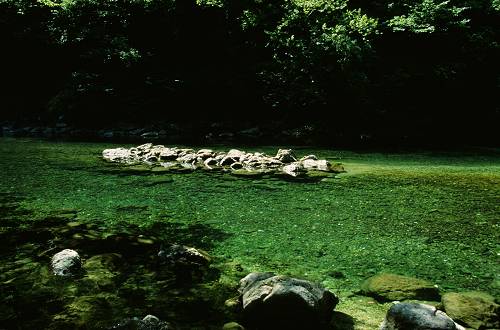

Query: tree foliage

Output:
[0, 0, 498, 142]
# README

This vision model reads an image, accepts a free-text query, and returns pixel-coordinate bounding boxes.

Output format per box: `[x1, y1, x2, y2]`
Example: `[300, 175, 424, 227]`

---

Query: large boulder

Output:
[238, 272, 338, 329]
[176, 153, 197, 164]
[441, 291, 500, 329]
[381, 302, 463, 330]
[51, 249, 82, 277]
[361, 273, 440, 302]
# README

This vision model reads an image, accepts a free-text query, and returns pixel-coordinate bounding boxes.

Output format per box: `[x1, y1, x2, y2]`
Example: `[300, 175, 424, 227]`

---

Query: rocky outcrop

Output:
[381, 303, 464, 330]
[238, 272, 338, 329]
[102, 144, 344, 180]
[441, 291, 500, 329]
[51, 249, 82, 277]
[360, 273, 440, 302]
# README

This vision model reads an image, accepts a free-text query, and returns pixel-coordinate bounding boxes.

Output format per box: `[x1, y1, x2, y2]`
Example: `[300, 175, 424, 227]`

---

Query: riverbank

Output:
[2, 121, 498, 149]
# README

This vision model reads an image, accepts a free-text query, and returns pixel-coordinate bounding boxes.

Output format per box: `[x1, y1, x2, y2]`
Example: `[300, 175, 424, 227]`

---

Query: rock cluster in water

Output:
[102, 143, 344, 179]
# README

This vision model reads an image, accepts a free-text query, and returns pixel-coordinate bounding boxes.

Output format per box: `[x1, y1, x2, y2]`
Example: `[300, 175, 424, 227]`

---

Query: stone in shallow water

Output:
[238, 272, 338, 329]
[442, 291, 500, 329]
[51, 249, 81, 277]
[361, 273, 440, 302]
[380, 302, 463, 330]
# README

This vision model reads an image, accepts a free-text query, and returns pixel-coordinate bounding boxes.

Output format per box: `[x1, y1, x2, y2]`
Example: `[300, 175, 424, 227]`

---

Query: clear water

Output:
[0, 138, 498, 329]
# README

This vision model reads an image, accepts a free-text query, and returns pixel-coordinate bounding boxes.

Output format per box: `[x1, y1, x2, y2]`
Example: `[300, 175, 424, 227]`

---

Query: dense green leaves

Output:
[0, 0, 498, 143]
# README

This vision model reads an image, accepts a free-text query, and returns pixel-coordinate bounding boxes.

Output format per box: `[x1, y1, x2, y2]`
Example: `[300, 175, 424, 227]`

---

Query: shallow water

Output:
[0, 138, 499, 329]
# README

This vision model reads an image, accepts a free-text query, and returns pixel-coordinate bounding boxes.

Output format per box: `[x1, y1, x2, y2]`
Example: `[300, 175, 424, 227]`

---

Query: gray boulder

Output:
[102, 148, 132, 163]
[176, 153, 197, 164]
[302, 159, 331, 171]
[159, 148, 179, 161]
[282, 163, 304, 177]
[239, 272, 338, 329]
[51, 249, 82, 277]
[227, 149, 246, 160]
[381, 303, 464, 330]
[275, 149, 297, 163]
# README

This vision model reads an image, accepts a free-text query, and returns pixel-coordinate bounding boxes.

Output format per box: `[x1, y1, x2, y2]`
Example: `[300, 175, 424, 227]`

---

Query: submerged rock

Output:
[238, 272, 338, 329]
[381, 302, 463, 330]
[51, 249, 82, 277]
[158, 244, 210, 267]
[361, 273, 440, 302]
[441, 291, 500, 329]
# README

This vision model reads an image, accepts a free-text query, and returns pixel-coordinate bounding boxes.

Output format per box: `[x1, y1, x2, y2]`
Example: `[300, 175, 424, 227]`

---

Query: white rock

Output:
[51, 249, 81, 277]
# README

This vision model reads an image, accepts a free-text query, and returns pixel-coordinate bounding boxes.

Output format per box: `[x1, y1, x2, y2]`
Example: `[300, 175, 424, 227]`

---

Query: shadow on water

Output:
[0, 193, 235, 330]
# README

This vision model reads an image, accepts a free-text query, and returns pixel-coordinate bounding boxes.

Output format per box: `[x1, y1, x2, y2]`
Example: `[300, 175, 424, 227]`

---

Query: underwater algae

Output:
[0, 138, 498, 329]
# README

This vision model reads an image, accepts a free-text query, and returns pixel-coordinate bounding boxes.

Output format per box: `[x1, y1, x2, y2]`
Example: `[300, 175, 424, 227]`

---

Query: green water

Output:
[0, 138, 499, 329]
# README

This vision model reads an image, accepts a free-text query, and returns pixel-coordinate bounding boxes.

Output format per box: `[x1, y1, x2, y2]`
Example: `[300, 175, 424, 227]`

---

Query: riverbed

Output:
[0, 138, 498, 329]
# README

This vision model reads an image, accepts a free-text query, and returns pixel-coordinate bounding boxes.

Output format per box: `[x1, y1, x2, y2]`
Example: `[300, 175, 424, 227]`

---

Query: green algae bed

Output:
[0, 138, 498, 329]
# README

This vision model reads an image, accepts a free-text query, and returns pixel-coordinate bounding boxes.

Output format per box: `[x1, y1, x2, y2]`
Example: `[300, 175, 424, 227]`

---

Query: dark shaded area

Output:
[0, 193, 234, 329]
[0, 0, 498, 147]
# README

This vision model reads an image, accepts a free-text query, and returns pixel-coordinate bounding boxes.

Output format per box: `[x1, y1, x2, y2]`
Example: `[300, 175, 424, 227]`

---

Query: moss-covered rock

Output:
[441, 291, 500, 329]
[360, 273, 440, 302]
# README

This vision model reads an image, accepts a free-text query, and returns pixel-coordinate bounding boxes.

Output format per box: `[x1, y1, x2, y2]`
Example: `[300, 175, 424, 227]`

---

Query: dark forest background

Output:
[1, 0, 499, 145]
